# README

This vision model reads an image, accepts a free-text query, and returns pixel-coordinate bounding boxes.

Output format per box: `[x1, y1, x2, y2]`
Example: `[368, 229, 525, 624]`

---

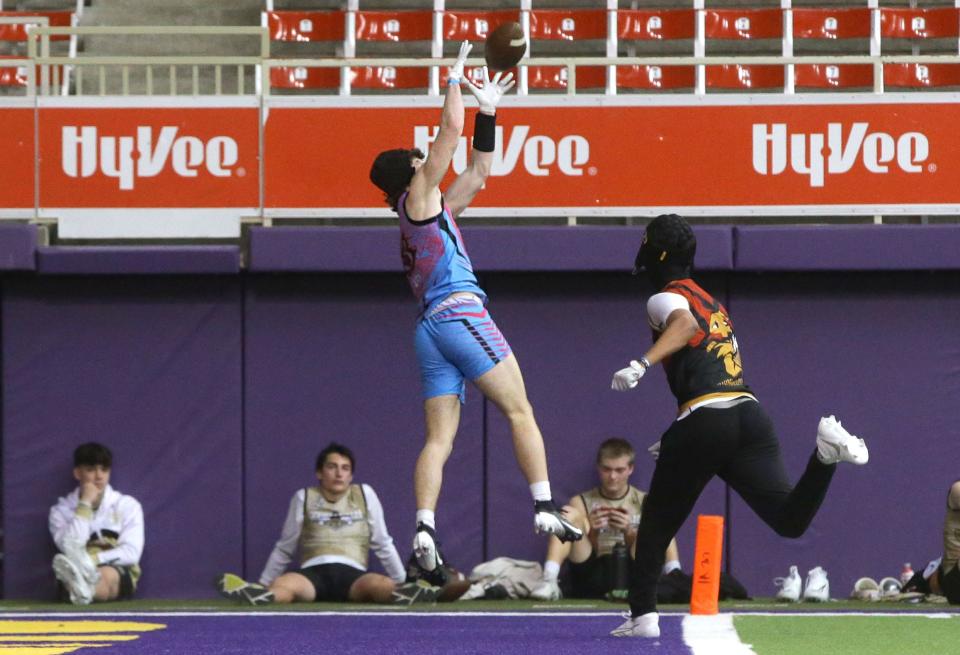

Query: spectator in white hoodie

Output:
[49, 442, 144, 605]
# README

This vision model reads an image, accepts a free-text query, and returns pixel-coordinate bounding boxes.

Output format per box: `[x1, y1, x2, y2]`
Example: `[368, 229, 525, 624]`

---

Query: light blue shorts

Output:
[414, 295, 513, 402]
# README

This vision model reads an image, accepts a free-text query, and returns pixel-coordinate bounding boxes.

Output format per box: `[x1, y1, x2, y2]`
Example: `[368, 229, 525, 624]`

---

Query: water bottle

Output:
[609, 541, 629, 593]
[900, 563, 914, 587]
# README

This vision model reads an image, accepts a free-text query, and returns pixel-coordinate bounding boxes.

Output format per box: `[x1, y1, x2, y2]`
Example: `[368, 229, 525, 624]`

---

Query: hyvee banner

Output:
[0, 108, 36, 209]
[39, 107, 259, 208]
[264, 103, 960, 210]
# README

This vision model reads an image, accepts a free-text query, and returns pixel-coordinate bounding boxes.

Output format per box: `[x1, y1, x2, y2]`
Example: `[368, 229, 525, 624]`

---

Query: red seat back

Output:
[792, 8, 872, 40]
[705, 9, 783, 40]
[529, 9, 607, 41]
[355, 10, 432, 42]
[265, 11, 344, 42]
[443, 10, 521, 41]
[618, 9, 695, 40]
[795, 64, 874, 89]
[0, 10, 72, 42]
[707, 64, 784, 89]
[881, 8, 960, 39]
[884, 63, 960, 87]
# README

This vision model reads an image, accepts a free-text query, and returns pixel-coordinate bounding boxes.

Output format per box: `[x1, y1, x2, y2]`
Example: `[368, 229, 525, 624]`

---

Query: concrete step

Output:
[79, 6, 260, 27]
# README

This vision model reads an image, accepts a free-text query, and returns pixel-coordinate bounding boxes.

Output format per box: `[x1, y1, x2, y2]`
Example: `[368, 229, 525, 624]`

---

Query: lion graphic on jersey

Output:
[705, 311, 743, 379]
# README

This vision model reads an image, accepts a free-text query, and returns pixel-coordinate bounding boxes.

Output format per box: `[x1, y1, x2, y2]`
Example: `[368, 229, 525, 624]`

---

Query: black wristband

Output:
[473, 111, 496, 153]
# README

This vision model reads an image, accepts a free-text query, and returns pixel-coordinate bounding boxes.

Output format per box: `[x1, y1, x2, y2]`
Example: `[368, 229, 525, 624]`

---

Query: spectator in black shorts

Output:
[528, 438, 680, 601]
[903, 480, 960, 604]
[49, 442, 145, 605]
[217, 443, 437, 606]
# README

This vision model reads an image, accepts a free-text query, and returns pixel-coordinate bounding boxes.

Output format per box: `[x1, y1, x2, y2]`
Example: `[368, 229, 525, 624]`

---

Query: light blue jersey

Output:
[397, 191, 486, 315]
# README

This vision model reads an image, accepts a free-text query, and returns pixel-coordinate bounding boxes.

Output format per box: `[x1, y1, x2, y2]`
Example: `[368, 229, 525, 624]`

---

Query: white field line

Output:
[683, 615, 757, 655]
[0, 611, 955, 619]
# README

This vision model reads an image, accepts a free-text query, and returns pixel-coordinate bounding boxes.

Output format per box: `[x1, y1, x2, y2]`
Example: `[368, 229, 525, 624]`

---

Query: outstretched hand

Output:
[448, 40, 472, 84]
[464, 66, 515, 115]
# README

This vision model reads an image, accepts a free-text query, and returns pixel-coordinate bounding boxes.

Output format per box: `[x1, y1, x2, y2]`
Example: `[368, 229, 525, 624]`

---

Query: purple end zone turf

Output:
[73, 614, 690, 655]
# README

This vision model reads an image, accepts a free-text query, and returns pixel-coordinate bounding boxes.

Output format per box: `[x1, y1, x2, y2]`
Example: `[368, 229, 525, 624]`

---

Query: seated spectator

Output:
[218, 442, 438, 606]
[903, 479, 960, 604]
[529, 438, 681, 600]
[49, 442, 145, 605]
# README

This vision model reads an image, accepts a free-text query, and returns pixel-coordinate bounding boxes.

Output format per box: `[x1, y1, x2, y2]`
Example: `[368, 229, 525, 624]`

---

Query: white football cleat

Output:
[413, 523, 443, 572]
[851, 577, 880, 601]
[52, 554, 94, 605]
[803, 566, 830, 602]
[611, 612, 660, 638]
[529, 579, 561, 601]
[533, 500, 583, 542]
[816, 415, 869, 465]
[774, 565, 802, 602]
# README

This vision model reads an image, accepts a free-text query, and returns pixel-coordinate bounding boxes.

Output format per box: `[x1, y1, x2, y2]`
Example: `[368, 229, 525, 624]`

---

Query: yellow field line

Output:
[0, 636, 137, 642]
[0, 621, 164, 634]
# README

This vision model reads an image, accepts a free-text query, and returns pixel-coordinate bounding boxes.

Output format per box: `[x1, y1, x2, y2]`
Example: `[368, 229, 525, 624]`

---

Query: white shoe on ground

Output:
[52, 554, 94, 605]
[529, 579, 561, 601]
[816, 415, 869, 465]
[851, 577, 880, 601]
[774, 565, 802, 602]
[611, 612, 660, 638]
[803, 566, 830, 602]
[62, 542, 100, 587]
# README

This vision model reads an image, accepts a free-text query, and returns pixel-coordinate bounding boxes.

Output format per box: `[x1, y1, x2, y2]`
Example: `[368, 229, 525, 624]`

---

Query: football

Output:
[484, 21, 526, 72]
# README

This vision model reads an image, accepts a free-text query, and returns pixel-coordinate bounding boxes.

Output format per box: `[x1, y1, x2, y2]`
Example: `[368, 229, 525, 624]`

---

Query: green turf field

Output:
[735, 614, 960, 655]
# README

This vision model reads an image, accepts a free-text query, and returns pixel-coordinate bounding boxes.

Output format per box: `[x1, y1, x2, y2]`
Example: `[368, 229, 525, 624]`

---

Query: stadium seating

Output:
[879, 7, 960, 90]
[790, 7, 873, 90]
[884, 62, 960, 89]
[525, 8, 608, 92]
[267, 8, 434, 92]
[258, 3, 960, 95]
[0, 10, 74, 92]
[615, 9, 695, 91]
[703, 8, 784, 92]
[265, 10, 343, 91]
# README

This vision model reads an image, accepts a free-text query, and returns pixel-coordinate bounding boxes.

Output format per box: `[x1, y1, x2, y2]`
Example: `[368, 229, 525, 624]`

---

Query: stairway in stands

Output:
[74, 0, 263, 95]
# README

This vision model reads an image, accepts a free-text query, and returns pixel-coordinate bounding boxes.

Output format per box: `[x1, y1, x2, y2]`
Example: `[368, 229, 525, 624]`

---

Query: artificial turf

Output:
[734, 614, 960, 655]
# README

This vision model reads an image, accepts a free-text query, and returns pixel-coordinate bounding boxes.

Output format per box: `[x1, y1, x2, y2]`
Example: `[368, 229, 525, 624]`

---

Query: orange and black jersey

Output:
[656, 279, 752, 411]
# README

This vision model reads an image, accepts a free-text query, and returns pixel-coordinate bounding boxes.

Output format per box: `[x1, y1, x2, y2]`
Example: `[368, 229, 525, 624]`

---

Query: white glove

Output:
[464, 66, 515, 115]
[611, 360, 646, 391]
[647, 440, 661, 461]
[448, 40, 472, 84]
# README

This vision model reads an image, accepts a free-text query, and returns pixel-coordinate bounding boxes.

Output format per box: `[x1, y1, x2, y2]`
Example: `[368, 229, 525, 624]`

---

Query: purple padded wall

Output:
[249, 226, 735, 273]
[727, 272, 960, 598]
[37, 246, 240, 275]
[242, 275, 484, 580]
[736, 225, 960, 271]
[0, 224, 37, 270]
[2, 277, 243, 599]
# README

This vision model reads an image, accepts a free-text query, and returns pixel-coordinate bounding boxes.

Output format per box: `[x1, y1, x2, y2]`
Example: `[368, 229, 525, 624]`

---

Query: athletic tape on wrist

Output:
[473, 111, 496, 152]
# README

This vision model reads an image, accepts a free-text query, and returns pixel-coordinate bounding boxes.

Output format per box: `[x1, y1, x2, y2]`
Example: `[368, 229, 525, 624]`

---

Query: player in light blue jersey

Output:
[370, 42, 582, 580]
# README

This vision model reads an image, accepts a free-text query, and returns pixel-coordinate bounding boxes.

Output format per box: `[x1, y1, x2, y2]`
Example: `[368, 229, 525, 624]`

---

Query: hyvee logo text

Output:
[753, 123, 929, 187]
[415, 125, 590, 176]
[61, 126, 240, 190]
